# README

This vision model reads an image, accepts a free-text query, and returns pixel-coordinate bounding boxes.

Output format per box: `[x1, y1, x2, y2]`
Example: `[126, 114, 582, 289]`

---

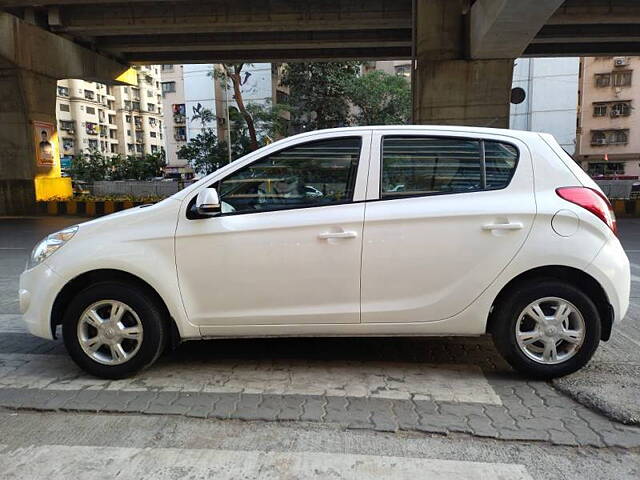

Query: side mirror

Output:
[195, 188, 221, 216]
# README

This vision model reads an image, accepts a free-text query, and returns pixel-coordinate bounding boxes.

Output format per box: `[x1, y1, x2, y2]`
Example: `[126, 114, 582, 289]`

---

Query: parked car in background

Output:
[20, 126, 629, 380]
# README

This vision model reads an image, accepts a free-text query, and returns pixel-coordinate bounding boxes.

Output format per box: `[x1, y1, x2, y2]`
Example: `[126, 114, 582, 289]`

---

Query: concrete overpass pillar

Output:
[412, 0, 514, 127]
[0, 12, 132, 215]
[0, 67, 60, 215]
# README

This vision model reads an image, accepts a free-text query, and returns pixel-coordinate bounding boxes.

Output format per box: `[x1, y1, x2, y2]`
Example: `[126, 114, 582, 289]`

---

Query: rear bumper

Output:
[584, 236, 630, 325]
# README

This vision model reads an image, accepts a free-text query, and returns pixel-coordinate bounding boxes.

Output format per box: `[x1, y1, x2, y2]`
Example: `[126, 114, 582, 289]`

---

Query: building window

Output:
[60, 120, 75, 132]
[595, 73, 611, 87]
[85, 122, 98, 135]
[593, 104, 607, 117]
[59, 103, 70, 112]
[161, 64, 174, 71]
[591, 129, 629, 145]
[84, 90, 95, 100]
[127, 143, 134, 153]
[587, 162, 625, 176]
[147, 103, 155, 112]
[612, 130, 629, 144]
[174, 126, 187, 141]
[85, 106, 96, 115]
[88, 139, 98, 149]
[611, 102, 631, 117]
[394, 64, 411, 78]
[162, 81, 176, 93]
[591, 131, 607, 145]
[150, 131, 157, 138]
[57, 86, 69, 97]
[613, 70, 632, 87]
[151, 145, 158, 153]
[132, 101, 140, 111]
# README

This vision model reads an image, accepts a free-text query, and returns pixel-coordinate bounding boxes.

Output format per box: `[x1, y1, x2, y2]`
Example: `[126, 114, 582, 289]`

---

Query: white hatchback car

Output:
[20, 126, 630, 379]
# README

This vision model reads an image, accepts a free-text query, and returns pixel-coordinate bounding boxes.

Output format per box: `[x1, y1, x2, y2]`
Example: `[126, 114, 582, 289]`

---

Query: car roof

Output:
[292, 125, 542, 141]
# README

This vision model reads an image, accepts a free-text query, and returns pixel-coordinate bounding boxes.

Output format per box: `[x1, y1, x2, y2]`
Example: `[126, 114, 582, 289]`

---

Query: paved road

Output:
[0, 216, 639, 479]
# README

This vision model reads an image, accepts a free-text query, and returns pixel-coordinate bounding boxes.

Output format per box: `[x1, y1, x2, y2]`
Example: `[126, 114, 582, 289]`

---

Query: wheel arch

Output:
[487, 265, 613, 341]
[50, 268, 181, 347]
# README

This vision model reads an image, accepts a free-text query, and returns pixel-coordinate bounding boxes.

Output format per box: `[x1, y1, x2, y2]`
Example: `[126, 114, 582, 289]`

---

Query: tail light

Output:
[556, 187, 617, 235]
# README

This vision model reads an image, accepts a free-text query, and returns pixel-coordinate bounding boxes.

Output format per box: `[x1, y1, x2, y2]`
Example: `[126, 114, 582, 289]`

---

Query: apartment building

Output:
[56, 66, 165, 168]
[159, 64, 188, 175]
[160, 63, 286, 173]
[576, 56, 640, 177]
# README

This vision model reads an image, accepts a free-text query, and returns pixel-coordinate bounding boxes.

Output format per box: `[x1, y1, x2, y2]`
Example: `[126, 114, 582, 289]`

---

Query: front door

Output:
[175, 133, 371, 326]
[361, 132, 535, 323]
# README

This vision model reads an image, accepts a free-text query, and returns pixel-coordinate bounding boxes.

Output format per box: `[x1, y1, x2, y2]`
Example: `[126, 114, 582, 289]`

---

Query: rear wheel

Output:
[492, 280, 601, 379]
[63, 282, 167, 379]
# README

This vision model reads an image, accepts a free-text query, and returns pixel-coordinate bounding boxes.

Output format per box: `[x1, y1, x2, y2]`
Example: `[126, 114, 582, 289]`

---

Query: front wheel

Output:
[63, 282, 167, 379]
[491, 280, 601, 379]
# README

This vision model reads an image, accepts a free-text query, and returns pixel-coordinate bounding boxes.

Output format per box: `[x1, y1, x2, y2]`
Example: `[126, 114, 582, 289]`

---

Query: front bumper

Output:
[19, 262, 65, 340]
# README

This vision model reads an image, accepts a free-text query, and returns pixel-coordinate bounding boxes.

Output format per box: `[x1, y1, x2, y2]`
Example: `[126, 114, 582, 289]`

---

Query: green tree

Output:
[177, 130, 229, 175]
[68, 149, 113, 182]
[280, 62, 360, 132]
[347, 70, 411, 126]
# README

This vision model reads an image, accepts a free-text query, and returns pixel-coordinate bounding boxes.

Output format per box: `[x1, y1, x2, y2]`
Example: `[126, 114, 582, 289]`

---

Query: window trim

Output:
[377, 134, 520, 201]
[187, 135, 365, 219]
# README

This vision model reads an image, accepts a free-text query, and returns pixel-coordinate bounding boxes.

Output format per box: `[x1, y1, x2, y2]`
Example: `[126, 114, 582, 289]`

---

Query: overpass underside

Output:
[1, 0, 640, 214]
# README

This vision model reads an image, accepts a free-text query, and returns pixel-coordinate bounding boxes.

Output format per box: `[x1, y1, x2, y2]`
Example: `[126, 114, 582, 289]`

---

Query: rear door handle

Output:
[318, 231, 358, 240]
[482, 222, 524, 231]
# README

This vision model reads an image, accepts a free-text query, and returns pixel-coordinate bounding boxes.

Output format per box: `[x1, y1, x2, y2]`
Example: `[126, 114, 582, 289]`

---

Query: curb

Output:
[612, 199, 640, 217]
[37, 200, 153, 217]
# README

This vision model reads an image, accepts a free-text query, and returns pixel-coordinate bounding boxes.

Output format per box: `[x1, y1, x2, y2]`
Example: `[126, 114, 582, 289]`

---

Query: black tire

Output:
[491, 279, 601, 379]
[63, 282, 167, 379]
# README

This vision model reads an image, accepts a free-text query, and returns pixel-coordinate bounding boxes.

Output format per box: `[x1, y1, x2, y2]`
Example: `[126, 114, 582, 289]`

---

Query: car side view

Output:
[19, 126, 630, 380]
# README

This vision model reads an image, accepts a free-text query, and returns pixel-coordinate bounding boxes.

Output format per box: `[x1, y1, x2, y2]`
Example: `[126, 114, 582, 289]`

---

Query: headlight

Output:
[27, 225, 79, 270]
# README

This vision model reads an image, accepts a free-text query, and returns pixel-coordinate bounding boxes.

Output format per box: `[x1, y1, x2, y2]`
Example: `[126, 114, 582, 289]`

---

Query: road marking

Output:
[0, 445, 533, 479]
[0, 353, 502, 404]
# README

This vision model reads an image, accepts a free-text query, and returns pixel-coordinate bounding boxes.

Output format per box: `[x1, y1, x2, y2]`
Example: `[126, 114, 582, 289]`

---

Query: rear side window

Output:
[484, 141, 518, 189]
[381, 136, 518, 198]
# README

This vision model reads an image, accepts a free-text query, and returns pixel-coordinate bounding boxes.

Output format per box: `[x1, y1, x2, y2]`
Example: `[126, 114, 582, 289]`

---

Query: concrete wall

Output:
[510, 57, 579, 154]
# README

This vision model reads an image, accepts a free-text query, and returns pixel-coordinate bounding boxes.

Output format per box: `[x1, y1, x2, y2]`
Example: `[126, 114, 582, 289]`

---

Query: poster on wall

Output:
[33, 121, 56, 167]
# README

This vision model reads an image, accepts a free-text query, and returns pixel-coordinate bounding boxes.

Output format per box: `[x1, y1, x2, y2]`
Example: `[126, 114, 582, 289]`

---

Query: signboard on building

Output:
[60, 155, 73, 170]
[33, 121, 56, 167]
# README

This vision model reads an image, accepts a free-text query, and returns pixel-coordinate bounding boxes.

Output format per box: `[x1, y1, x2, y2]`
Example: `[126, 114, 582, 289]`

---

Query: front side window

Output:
[217, 137, 361, 214]
[381, 136, 518, 198]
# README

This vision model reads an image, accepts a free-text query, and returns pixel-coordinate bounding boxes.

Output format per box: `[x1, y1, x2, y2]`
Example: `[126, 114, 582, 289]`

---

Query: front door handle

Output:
[482, 222, 524, 231]
[318, 231, 358, 240]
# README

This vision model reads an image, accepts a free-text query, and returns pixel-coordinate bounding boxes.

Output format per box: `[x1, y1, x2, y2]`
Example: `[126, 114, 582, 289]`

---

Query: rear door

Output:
[361, 130, 535, 324]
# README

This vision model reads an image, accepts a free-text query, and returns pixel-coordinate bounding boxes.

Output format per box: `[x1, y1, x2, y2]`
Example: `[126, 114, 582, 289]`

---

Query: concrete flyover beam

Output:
[0, 11, 128, 82]
[470, 0, 564, 59]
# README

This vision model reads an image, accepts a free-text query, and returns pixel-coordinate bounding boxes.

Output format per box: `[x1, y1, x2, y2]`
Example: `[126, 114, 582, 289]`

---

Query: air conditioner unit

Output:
[614, 57, 628, 67]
